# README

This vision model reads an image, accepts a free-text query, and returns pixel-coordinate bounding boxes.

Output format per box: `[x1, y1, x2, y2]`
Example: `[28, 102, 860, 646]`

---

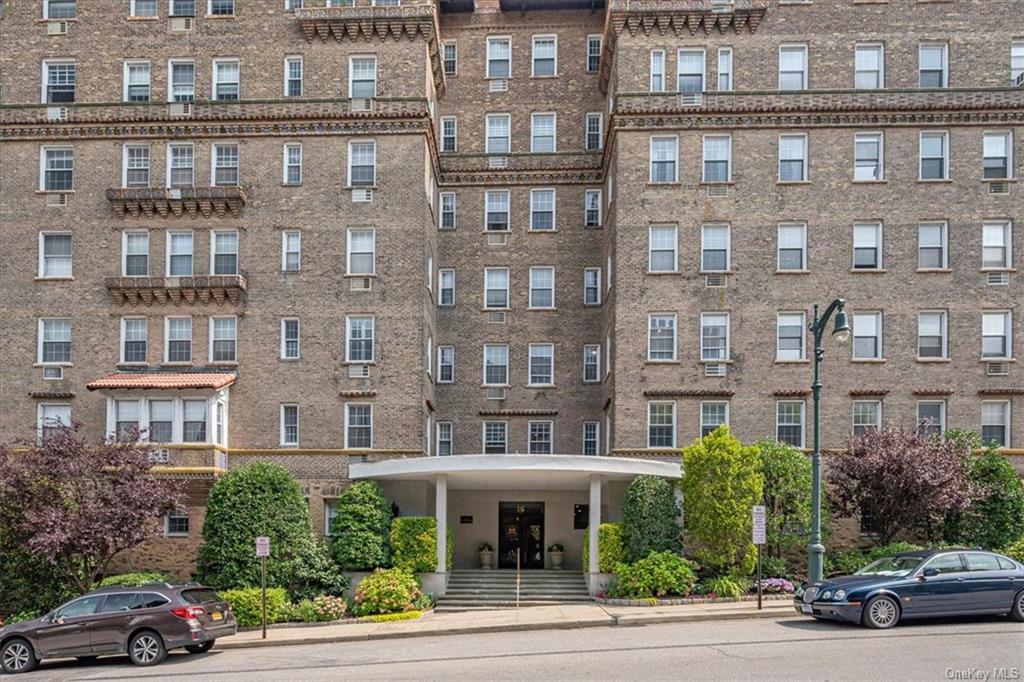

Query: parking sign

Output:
[255, 536, 271, 557]
[752, 506, 766, 545]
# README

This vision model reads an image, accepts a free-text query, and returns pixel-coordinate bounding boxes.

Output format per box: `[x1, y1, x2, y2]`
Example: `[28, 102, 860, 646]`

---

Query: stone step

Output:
[435, 597, 593, 608]
[434, 602, 579, 612]
[447, 578, 587, 586]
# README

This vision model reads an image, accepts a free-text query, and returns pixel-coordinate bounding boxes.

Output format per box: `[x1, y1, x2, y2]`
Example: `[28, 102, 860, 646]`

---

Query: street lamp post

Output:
[807, 298, 850, 584]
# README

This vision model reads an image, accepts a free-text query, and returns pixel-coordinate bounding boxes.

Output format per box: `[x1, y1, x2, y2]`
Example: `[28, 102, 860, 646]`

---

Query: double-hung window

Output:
[44, 61, 76, 104]
[983, 132, 1012, 179]
[583, 422, 600, 456]
[583, 344, 600, 383]
[483, 421, 508, 454]
[778, 134, 807, 182]
[702, 135, 731, 182]
[648, 313, 676, 361]
[677, 49, 705, 92]
[441, 117, 458, 153]
[440, 192, 457, 230]
[777, 312, 806, 361]
[701, 402, 729, 437]
[583, 268, 601, 305]
[282, 231, 301, 271]
[39, 233, 72, 278]
[115, 400, 141, 442]
[919, 132, 948, 180]
[167, 231, 193, 276]
[701, 313, 729, 361]
[854, 44, 884, 89]
[167, 143, 194, 188]
[853, 222, 882, 269]
[648, 225, 677, 273]
[917, 311, 947, 359]
[345, 404, 373, 449]
[982, 312, 1011, 359]
[169, 60, 195, 102]
[123, 231, 149, 276]
[346, 228, 375, 275]
[210, 316, 237, 362]
[530, 189, 555, 230]
[210, 0, 234, 15]
[39, 319, 71, 364]
[587, 35, 602, 73]
[45, 0, 76, 18]
[484, 267, 509, 308]
[779, 45, 808, 90]
[437, 346, 455, 383]
[854, 132, 883, 181]
[38, 404, 71, 442]
[650, 50, 665, 92]
[528, 421, 553, 454]
[777, 223, 807, 271]
[484, 190, 509, 230]
[434, 421, 453, 457]
[281, 318, 300, 359]
[486, 37, 511, 79]
[42, 147, 74, 191]
[131, 0, 157, 16]
[349, 56, 377, 98]
[528, 344, 554, 386]
[280, 405, 299, 447]
[1013, 40, 1024, 85]
[585, 113, 603, 151]
[982, 221, 1012, 269]
[148, 400, 173, 442]
[283, 143, 302, 185]
[647, 402, 676, 448]
[348, 141, 376, 187]
[532, 35, 557, 77]
[124, 144, 150, 187]
[701, 224, 730, 272]
[584, 189, 601, 228]
[531, 113, 556, 153]
[212, 59, 239, 100]
[776, 401, 805, 447]
[443, 41, 457, 76]
[528, 266, 554, 309]
[165, 317, 192, 363]
[649, 136, 677, 183]
[981, 402, 1010, 448]
[124, 61, 151, 102]
[439, 268, 455, 306]
[917, 401, 945, 437]
[717, 48, 733, 91]
[170, 0, 195, 16]
[483, 345, 509, 386]
[919, 43, 948, 88]
[182, 400, 207, 442]
[852, 401, 881, 436]
[918, 222, 947, 269]
[485, 114, 511, 154]
[284, 56, 303, 97]
[346, 315, 375, 363]
[852, 311, 882, 360]
[211, 230, 238, 275]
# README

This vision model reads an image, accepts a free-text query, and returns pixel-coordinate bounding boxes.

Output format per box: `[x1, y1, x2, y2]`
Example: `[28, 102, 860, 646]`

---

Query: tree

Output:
[828, 427, 974, 545]
[943, 448, 1024, 549]
[681, 426, 763, 575]
[0, 426, 182, 596]
[755, 439, 823, 559]
[330, 480, 392, 570]
[621, 475, 681, 562]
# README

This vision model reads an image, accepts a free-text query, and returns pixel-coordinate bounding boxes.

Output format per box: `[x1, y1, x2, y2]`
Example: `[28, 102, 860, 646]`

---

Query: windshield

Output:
[854, 556, 924, 577]
[181, 588, 221, 605]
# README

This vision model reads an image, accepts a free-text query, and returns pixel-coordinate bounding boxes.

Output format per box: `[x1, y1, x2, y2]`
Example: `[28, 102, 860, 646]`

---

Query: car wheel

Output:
[1011, 589, 1024, 623]
[185, 640, 215, 654]
[128, 631, 167, 667]
[862, 595, 900, 629]
[1, 638, 38, 674]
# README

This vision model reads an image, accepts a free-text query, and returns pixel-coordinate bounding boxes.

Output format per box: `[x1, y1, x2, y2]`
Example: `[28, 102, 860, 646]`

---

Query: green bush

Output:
[353, 568, 423, 617]
[390, 517, 452, 573]
[681, 426, 764, 575]
[759, 556, 790, 580]
[312, 595, 347, 621]
[581, 523, 625, 573]
[756, 440, 825, 558]
[621, 476, 681, 563]
[612, 551, 697, 599]
[97, 572, 171, 588]
[943, 450, 1024, 550]
[280, 599, 319, 623]
[705, 575, 748, 600]
[330, 481, 393, 571]
[220, 587, 288, 627]
[0, 544, 77, 618]
[360, 610, 423, 623]
[824, 543, 924, 578]
[866, 542, 923, 562]
[1001, 538, 1024, 564]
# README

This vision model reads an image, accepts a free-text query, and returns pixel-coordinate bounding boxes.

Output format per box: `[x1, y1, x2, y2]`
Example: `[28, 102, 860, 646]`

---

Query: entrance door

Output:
[498, 502, 544, 569]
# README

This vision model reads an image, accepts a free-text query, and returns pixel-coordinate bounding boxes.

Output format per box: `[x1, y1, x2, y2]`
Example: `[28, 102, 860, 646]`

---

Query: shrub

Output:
[758, 578, 795, 594]
[280, 599, 319, 623]
[681, 426, 763, 575]
[943, 450, 1024, 550]
[390, 517, 452, 573]
[220, 587, 288, 627]
[360, 610, 423, 623]
[1002, 538, 1024, 564]
[97, 572, 171, 588]
[759, 556, 790, 580]
[865, 542, 923, 562]
[612, 551, 697, 599]
[705, 575, 748, 600]
[353, 568, 423, 617]
[312, 594, 347, 621]
[330, 481, 392, 571]
[582, 523, 624, 573]
[824, 550, 870, 578]
[756, 440, 824, 558]
[4, 611, 41, 624]
[0, 545, 77, 618]
[621, 476, 681, 563]
[288, 539, 350, 603]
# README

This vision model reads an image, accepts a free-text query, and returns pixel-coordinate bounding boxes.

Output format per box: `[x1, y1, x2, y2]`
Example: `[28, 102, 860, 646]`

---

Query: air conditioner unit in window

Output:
[348, 364, 370, 379]
[704, 363, 727, 377]
[679, 93, 703, 107]
[350, 277, 372, 292]
[352, 188, 373, 203]
[486, 387, 506, 400]
[486, 311, 507, 324]
[705, 273, 728, 288]
[706, 184, 728, 198]
[47, 106, 68, 121]
[486, 233, 507, 247]
[987, 361, 1010, 377]
[46, 21, 69, 35]
[169, 16, 194, 32]
[488, 156, 507, 169]
[351, 98, 374, 113]
[46, 193, 68, 207]
[988, 181, 1009, 195]
[168, 102, 193, 117]
[987, 272, 1010, 286]
[489, 79, 508, 93]
[148, 448, 170, 464]
[42, 366, 64, 380]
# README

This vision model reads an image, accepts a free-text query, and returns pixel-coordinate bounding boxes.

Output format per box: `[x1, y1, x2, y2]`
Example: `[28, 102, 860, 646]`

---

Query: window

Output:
[919, 43, 948, 88]
[483, 421, 508, 454]
[123, 144, 150, 188]
[717, 48, 733, 91]
[779, 134, 807, 182]
[528, 343, 554, 386]
[587, 35, 602, 73]
[983, 132, 1012, 179]
[530, 189, 555, 230]
[1013, 40, 1024, 84]
[585, 112, 603, 151]
[282, 56, 303, 98]
[211, 231, 238, 275]
[43, 61, 76, 104]
[281, 405, 299, 446]
[485, 190, 510, 230]
[131, 0, 157, 16]
[167, 231, 193, 276]
[700, 313, 729, 361]
[44, 0, 76, 19]
[779, 45, 808, 90]
[346, 228, 375, 276]
[777, 312, 806, 361]
[981, 402, 1010, 448]
[483, 344, 509, 386]
[39, 319, 71, 364]
[281, 318, 300, 359]
[584, 268, 601, 306]
[165, 317, 192, 363]
[115, 400, 140, 442]
[648, 225, 678, 272]
[648, 313, 677, 361]
[777, 223, 806, 271]
[285, 0, 304, 9]
[917, 311, 947, 359]
[282, 231, 301, 271]
[528, 421, 553, 454]
[529, 266, 554, 308]
[702, 135, 731, 182]
[917, 401, 945, 437]
[583, 422, 599, 456]
[486, 37, 511, 79]
[283, 143, 302, 185]
[210, 316, 236, 362]
[169, 61, 195, 102]
[982, 312, 1011, 359]
[438, 345, 455, 383]
[852, 401, 881, 436]
[854, 44, 884, 89]
[483, 267, 509, 309]
[650, 136, 678, 183]
[485, 114, 510, 154]
[348, 141, 376, 187]
[167, 143, 194, 188]
[122, 62, 152, 105]
[170, 0, 195, 15]
[853, 222, 882, 269]
[531, 113, 556, 153]
[345, 404, 373, 448]
[919, 132, 948, 180]
[438, 268, 455, 307]
[983, 221, 1012, 269]
[532, 35, 557, 77]
[123, 231, 149, 276]
[647, 402, 675, 448]
[349, 56, 377, 98]
[441, 117, 457, 153]
[148, 400, 173, 442]
[918, 222, 947, 269]
[701, 224, 730, 272]
[121, 317, 147, 364]
[209, 0, 234, 15]
[584, 189, 601, 228]
[39, 232, 72, 278]
[677, 49, 705, 92]
[38, 404, 71, 442]
[41, 147, 74, 191]
[650, 50, 665, 92]
[440, 192, 457, 230]
[852, 312, 882, 360]
[346, 315, 374, 363]
[212, 59, 239, 100]
[776, 401, 805, 447]
[701, 402, 729, 437]
[443, 41, 457, 76]
[854, 132, 883, 181]
[582, 344, 600, 383]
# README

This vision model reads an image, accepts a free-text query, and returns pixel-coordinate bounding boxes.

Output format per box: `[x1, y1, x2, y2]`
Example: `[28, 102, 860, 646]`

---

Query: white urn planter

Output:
[479, 550, 494, 569]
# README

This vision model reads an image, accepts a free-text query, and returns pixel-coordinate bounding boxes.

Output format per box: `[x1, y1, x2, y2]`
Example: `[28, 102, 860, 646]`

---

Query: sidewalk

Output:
[218, 600, 797, 650]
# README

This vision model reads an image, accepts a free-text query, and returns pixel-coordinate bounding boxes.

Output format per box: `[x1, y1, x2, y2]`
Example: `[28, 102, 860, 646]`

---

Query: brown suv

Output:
[0, 583, 236, 674]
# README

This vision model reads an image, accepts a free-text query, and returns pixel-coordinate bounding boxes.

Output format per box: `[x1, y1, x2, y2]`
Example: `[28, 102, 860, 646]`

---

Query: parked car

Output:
[0, 583, 236, 674]
[794, 548, 1024, 628]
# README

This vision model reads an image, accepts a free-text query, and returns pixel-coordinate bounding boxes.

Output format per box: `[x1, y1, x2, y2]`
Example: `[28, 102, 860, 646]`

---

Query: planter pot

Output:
[549, 551, 564, 570]
[479, 550, 493, 569]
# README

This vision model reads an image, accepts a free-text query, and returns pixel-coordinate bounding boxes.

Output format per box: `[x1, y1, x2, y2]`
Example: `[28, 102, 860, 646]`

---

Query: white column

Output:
[588, 475, 601, 575]
[435, 474, 448, 573]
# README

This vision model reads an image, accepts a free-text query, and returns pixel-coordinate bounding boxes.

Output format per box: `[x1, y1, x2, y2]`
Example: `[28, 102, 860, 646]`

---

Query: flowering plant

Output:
[758, 578, 795, 594]
[312, 595, 347, 621]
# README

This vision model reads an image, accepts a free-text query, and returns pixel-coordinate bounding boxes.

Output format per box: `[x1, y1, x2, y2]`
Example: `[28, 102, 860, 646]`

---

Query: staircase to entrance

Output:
[435, 570, 592, 612]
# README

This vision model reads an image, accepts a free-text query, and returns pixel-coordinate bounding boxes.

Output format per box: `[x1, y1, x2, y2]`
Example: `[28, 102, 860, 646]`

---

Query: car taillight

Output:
[171, 606, 204, 619]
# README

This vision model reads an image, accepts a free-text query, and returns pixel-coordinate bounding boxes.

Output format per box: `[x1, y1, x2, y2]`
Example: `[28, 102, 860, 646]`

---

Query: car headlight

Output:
[821, 590, 832, 600]
[833, 590, 846, 601]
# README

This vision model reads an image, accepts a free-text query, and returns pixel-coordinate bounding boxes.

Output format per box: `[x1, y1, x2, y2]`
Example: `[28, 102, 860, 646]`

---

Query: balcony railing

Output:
[106, 187, 246, 219]
[105, 274, 246, 305]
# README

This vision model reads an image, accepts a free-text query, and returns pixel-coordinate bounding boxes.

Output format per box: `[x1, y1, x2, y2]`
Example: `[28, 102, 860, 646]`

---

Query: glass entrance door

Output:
[498, 502, 544, 569]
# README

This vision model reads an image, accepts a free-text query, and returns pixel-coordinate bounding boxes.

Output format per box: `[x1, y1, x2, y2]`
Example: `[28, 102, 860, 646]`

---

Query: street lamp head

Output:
[832, 300, 851, 343]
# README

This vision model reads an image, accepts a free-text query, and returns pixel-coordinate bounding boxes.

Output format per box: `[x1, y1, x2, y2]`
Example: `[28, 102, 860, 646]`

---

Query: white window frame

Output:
[777, 312, 807, 361]
[648, 224, 678, 273]
[983, 131, 1013, 180]
[210, 229, 238, 276]
[582, 343, 601, 383]
[163, 316, 192, 364]
[851, 311, 883, 361]
[436, 421, 454, 456]
[440, 116, 458, 153]
[702, 134, 732, 183]
[348, 55, 378, 98]
[585, 112, 603, 151]
[482, 420, 508, 454]
[486, 36, 512, 79]
[483, 344, 510, 387]
[284, 55, 303, 97]
[917, 221, 948, 270]
[165, 230, 194, 277]
[439, 268, 456, 307]
[42, 59, 76, 105]
[918, 42, 949, 88]
[484, 267, 510, 309]
[208, 315, 237, 363]
[347, 139, 377, 188]
[776, 222, 807, 271]
[165, 142, 195, 189]
[437, 345, 455, 384]
[701, 223, 731, 273]
[122, 230, 149, 277]
[647, 313, 677, 362]
[529, 188, 557, 231]
[531, 34, 558, 77]
[37, 403, 71, 443]
[583, 267, 601, 306]
[646, 401, 677, 449]
[982, 221, 1013, 270]
[854, 131, 884, 182]
[122, 60, 151, 102]
[1013, 40, 1024, 84]
[717, 47, 733, 91]
[344, 403, 373, 449]
[442, 40, 458, 76]
[917, 400, 946, 436]
[778, 44, 808, 90]
[854, 43, 885, 89]
[129, 0, 158, 17]
[982, 311, 1013, 360]
[700, 312, 730, 362]
[919, 131, 949, 180]
[211, 58, 240, 101]
[584, 189, 602, 228]
[283, 143, 302, 185]
[582, 421, 600, 456]
[167, 59, 195, 103]
[440, 192, 457, 230]
[650, 49, 665, 92]
[282, 230, 301, 272]
[527, 420, 554, 454]
[346, 227, 376, 276]
[527, 343, 555, 387]
[211, 142, 240, 187]
[37, 318, 71, 365]
[676, 48, 706, 93]
[917, 311, 948, 360]
[649, 135, 678, 183]
[39, 145, 74, 192]
[981, 401, 1011, 448]
[485, 114, 511, 155]
[776, 400, 806, 448]
[280, 318, 300, 360]
[778, 133, 808, 182]
[586, 35, 602, 73]
[38, 231, 73, 279]
[852, 221, 883, 270]
[345, 315, 375, 364]
[852, 400, 883, 436]
[122, 143, 151, 189]
[280, 404, 299, 447]
[530, 112, 557, 153]
[528, 266, 555, 309]
[700, 401, 730, 437]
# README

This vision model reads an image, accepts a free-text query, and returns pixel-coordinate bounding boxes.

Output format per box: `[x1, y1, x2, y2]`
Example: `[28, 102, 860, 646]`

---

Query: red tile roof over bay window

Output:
[86, 373, 236, 391]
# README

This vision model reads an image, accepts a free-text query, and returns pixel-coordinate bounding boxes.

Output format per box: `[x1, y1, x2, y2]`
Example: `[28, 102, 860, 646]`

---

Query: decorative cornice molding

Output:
[29, 391, 75, 399]
[478, 409, 559, 417]
[849, 389, 890, 397]
[913, 388, 955, 396]
[977, 388, 1024, 396]
[773, 389, 811, 397]
[643, 389, 735, 398]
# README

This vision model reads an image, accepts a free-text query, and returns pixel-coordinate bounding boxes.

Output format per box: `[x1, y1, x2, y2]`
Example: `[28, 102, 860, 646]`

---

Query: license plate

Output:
[211, 612, 223, 621]
[801, 604, 812, 614]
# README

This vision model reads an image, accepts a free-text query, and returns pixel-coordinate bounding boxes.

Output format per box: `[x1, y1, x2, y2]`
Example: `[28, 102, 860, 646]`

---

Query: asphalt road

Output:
[16, 615, 1024, 682]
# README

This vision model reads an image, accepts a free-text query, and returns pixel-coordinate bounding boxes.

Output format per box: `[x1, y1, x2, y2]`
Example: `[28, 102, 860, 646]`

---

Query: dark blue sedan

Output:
[795, 549, 1024, 628]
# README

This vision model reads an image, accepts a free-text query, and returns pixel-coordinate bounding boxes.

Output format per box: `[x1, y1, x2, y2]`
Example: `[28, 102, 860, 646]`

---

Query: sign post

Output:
[255, 536, 270, 639]
[752, 506, 766, 611]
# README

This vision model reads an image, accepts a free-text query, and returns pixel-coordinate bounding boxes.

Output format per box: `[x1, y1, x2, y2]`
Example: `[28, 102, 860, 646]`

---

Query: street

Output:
[18, 615, 1023, 681]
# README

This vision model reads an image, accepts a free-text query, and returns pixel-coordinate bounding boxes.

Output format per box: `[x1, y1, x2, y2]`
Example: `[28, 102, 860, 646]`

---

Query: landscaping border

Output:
[595, 594, 793, 607]
[238, 610, 429, 632]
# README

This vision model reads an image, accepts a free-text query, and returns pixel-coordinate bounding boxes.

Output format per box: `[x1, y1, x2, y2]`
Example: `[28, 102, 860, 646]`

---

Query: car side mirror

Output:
[921, 568, 939, 579]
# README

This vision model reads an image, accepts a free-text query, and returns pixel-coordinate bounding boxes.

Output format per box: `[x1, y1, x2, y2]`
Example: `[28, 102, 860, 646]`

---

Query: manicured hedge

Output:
[581, 523, 625, 573]
[97, 572, 171, 588]
[622, 476, 682, 563]
[390, 517, 453, 572]
[220, 586, 288, 627]
[330, 481, 392, 571]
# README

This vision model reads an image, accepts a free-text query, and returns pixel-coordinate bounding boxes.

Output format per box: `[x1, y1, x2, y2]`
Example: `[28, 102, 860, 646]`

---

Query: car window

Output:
[56, 595, 104, 619]
[100, 593, 142, 613]
[996, 556, 1018, 571]
[139, 593, 170, 609]
[923, 553, 964, 574]
[965, 553, 1002, 572]
[181, 588, 221, 605]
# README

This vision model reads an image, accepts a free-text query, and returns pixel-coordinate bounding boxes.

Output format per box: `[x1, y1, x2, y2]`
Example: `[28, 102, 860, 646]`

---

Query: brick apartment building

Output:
[0, 0, 1021, 583]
